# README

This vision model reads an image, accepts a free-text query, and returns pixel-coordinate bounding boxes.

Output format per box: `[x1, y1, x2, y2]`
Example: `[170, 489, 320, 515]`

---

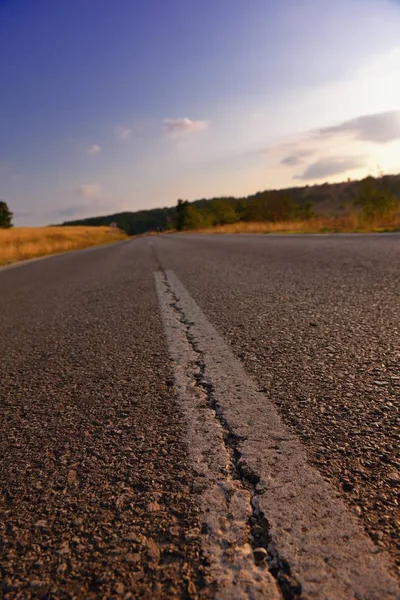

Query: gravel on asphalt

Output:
[154, 233, 400, 575]
[0, 242, 209, 599]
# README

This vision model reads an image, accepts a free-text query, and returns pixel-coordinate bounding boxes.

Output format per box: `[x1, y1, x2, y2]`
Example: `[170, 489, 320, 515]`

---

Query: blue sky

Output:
[1, 0, 400, 225]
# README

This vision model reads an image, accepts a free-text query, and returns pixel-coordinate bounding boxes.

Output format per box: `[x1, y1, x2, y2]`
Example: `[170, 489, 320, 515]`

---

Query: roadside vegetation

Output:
[174, 175, 400, 234]
[2, 175, 399, 250]
[0, 201, 13, 229]
[191, 213, 400, 235]
[61, 173, 400, 236]
[0, 226, 127, 266]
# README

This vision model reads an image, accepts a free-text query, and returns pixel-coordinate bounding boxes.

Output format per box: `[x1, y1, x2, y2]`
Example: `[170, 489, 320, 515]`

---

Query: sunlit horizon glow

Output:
[1, 0, 400, 226]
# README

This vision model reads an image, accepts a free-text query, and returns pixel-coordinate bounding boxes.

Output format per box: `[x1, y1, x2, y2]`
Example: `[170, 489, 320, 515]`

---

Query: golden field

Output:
[193, 212, 400, 235]
[0, 226, 128, 265]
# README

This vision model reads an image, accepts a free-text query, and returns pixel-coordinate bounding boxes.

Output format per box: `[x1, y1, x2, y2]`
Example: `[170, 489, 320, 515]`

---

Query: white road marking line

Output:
[155, 270, 281, 600]
[155, 269, 399, 600]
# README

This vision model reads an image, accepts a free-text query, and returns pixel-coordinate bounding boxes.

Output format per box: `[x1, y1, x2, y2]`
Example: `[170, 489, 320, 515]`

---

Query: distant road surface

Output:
[0, 234, 399, 599]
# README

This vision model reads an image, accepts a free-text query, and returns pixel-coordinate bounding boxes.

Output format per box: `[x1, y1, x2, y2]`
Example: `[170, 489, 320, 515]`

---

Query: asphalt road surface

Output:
[0, 234, 399, 599]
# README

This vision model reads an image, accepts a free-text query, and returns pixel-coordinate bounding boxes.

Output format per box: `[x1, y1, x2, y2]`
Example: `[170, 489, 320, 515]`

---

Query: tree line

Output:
[175, 194, 314, 230]
[174, 175, 399, 230]
[61, 174, 399, 234]
[2, 174, 398, 232]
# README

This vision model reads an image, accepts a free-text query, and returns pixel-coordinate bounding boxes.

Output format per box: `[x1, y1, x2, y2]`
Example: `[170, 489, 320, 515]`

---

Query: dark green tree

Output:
[184, 203, 207, 229]
[295, 200, 315, 220]
[175, 199, 189, 231]
[175, 199, 208, 230]
[355, 177, 398, 221]
[246, 192, 295, 222]
[0, 201, 13, 228]
[206, 198, 239, 225]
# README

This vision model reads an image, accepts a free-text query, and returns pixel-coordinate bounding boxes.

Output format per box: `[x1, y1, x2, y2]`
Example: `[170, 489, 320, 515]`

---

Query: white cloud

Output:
[163, 117, 209, 137]
[261, 107, 400, 185]
[116, 126, 131, 140]
[87, 144, 101, 155]
[294, 156, 367, 181]
[280, 149, 315, 167]
[75, 183, 102, 198]
[319, 110, 400, 144]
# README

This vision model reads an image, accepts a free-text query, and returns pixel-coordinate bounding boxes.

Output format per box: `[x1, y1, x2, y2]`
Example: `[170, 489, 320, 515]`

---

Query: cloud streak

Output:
[163, 117, 209, 136]
[75, 183, 102, 198]
[319, 110, 400, 144]
[116, 126, 131, 140]
[294, 156, 367, 181]
[280, 150, 314, 167]
[54, 205, 87, 218]
[87, 144, 101, 155]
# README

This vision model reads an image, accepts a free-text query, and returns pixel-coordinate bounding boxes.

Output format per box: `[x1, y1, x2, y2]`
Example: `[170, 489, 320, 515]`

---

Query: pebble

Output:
[125, 553, 140, 564]
[253, 547, 268, 562]
[342, 481, 354, 492]
[67, 469, 78, 485]
[146, 539, 161, 564]
[115, 582, 125, 594]
[34, 519, 48, 529]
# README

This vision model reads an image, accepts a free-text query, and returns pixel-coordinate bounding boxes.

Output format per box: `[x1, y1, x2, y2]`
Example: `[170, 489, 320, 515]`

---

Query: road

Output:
[0, 234, 399, 599]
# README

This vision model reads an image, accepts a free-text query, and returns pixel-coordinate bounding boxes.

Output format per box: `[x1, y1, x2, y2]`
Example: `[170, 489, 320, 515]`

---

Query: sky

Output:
[1, 0, 400, 226]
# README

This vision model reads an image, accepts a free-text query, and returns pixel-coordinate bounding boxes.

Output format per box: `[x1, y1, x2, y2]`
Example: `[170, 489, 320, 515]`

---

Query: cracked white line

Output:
[155, 268, 399, 600]
[155, 270, 281, 600]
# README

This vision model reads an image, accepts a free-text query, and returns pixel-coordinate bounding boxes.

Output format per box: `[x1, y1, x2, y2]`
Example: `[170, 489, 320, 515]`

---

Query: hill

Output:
[61, 174, 400, 234]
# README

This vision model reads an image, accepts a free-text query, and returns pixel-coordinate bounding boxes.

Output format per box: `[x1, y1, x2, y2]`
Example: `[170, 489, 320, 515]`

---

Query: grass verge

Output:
[192, 213, 400, 235]
[0, 226, 128, 266]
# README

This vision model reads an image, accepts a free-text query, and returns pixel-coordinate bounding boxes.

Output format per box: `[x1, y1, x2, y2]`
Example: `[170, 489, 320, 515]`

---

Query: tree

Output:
[355, 177, 398, 221]
[0, 201, 13, 228]
[183, 203, 207, 229]
[246, 191, 295, 222]
[175, 199, 189, 231]
[175, 199, 208, 230]
[210, 198, 238, 225]
[295, 200, 315, 220]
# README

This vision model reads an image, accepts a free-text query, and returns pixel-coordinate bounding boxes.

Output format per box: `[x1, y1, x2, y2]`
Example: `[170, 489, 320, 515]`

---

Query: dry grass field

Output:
[193, 212, 400, 235]
[0, 226, 128, 265]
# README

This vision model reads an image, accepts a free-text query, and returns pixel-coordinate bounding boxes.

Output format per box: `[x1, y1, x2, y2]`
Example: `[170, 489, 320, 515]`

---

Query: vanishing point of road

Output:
[0, 234, 399, 599]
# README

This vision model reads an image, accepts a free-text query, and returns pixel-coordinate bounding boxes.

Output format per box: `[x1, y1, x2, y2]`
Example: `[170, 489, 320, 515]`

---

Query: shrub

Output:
[0, 201, 13, 228]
